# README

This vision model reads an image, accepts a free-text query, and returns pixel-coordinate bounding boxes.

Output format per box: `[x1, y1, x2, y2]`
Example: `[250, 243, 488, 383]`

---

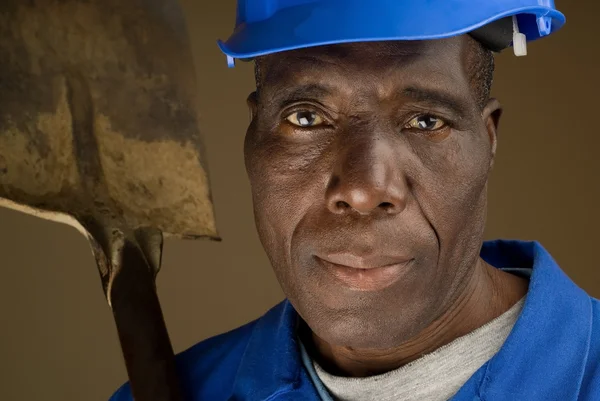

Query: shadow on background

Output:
[0, 0, 597, 399]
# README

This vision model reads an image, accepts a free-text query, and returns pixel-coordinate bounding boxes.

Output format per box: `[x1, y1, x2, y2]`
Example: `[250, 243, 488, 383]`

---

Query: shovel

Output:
[0, 0, 219, 400]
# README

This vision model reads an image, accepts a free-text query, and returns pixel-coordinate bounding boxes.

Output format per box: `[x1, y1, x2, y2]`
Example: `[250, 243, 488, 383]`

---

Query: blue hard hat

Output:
[217, 0, 565, 67]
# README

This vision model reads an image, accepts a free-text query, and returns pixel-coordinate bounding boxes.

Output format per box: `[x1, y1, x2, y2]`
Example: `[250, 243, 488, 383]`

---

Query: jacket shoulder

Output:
[579, 296, 600, 399]
[109, 318, 259, 401]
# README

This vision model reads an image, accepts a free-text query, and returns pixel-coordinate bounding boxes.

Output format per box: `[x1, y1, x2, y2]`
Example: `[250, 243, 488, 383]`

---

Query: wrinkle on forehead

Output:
[260, 41, 424, 86]
[260, 37, 465, 74]
[257, 37, 474, 107]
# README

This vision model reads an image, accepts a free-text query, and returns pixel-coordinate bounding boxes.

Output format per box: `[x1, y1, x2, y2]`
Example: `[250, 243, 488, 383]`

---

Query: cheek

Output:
[415, 128, 490, 198]
[412, 130, 491, 255]
[447, 133, 491, 207]
[245, 132, 330, 261]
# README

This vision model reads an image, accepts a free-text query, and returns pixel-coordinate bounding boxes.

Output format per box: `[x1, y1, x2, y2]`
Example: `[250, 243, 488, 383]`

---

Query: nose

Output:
[326, 135, 408, 216]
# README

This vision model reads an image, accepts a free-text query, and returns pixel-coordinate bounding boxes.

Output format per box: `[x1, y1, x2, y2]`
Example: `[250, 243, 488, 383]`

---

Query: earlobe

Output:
[247, 91, 259, 122]
[482, 98, 503, 168]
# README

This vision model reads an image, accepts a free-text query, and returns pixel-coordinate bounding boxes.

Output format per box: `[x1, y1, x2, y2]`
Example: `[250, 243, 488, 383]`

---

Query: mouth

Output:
[315, 253, 413, 292]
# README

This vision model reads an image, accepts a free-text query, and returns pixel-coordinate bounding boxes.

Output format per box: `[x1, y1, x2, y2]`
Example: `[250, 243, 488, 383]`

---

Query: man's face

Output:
[244, 37, 501, 349]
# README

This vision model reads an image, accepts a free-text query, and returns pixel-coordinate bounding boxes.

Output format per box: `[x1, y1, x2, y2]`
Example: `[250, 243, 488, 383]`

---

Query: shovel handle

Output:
[109, 239, 184, 401]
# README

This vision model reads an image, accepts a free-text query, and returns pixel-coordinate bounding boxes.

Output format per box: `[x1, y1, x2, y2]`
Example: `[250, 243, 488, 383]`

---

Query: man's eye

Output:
[285, 110, 324, 128]
[406, 115, 447, 131]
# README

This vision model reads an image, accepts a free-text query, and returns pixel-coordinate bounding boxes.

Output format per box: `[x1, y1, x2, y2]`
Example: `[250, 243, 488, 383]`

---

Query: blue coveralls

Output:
[111, 240, 600, 400]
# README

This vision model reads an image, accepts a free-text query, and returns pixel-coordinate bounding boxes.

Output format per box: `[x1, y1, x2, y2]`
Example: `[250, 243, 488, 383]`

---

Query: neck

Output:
[306, 258, 528, 377]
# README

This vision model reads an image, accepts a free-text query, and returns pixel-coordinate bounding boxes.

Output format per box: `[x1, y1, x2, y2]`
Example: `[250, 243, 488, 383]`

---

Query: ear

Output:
[482, 98, 503, 169]
[247, 91, 258, 122]
[244, 91, 260, 175]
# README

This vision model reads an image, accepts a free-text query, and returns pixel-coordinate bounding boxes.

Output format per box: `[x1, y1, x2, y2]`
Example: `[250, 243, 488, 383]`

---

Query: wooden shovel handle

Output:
[109, 239, 184, 401]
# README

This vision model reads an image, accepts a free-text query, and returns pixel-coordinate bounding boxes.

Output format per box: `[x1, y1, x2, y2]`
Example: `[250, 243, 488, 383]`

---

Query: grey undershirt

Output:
[304, 296, 525, 401]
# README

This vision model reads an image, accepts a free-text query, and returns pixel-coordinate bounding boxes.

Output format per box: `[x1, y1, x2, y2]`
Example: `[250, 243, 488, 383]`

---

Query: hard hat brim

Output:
[217, 1, 565, 60]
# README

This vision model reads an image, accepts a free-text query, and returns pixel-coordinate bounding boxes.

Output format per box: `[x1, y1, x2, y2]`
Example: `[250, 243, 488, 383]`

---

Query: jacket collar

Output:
[229, 299, 320, 400]
[468, 240, 593, 401]
[231, 240, 593, 400]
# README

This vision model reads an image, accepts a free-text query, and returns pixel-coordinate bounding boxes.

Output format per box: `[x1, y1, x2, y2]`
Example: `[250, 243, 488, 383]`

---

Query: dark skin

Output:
[244, 36, 528, 378]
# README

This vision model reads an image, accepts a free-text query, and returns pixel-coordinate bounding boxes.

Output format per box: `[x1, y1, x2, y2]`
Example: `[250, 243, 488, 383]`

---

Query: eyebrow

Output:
[401, 87, 470, 118]
[272, 84, 333, 109]
[270, 83, 471, 118]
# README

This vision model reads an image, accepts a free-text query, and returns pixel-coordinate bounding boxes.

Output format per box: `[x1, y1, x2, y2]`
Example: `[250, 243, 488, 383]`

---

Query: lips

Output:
[315, 253, 413, 292]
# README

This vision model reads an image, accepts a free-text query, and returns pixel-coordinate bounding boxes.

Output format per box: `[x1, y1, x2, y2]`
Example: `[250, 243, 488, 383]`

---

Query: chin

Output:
[315, 311, 419, 349]
[295, 290, 429, 350]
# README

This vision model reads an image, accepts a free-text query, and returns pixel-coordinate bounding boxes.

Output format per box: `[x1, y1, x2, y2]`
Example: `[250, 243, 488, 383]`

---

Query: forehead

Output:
[258, 37, 473, 99]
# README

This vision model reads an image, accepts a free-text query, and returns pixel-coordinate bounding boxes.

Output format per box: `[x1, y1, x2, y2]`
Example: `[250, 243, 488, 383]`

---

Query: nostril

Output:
[336, 200, 350, 210]
[380, 202, 393, 209]
[328, 200, 351, 214]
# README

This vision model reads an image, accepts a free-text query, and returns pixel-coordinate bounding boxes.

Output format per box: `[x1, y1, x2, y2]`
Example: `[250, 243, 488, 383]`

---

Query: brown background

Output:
[0, 1, 598, 400]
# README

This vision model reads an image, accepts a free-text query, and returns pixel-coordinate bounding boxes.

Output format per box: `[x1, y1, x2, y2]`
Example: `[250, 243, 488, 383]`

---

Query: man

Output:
[112, 1, 600, 400]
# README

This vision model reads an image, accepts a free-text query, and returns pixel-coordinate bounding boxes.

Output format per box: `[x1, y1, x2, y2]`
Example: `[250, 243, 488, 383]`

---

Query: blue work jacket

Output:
[110, 240, 600, 400]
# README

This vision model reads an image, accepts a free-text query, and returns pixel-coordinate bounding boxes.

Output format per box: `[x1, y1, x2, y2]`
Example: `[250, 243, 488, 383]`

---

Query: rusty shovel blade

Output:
[0, 0, 219, 400]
